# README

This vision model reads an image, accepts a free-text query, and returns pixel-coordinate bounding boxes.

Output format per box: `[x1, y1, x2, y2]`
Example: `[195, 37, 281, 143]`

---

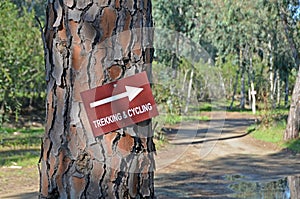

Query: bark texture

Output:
[280, 6, 300, 140]
[288, 176, 300, 199]
[285, 73, 300, 140]
[39, 0, 155, 198]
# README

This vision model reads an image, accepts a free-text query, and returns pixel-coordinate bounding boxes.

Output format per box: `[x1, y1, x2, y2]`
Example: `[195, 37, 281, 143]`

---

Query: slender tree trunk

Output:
[171, 33, 179, 79]
[181, 69, 188, 93]
[184, 69, 194, 114]
[276, 69, 281, 107]
[230, 49, 241, 110]
[230, 67, 240, 110]
[249, 54, 256, 114]
[171, 53, 177, 79]
[247, 51, 251, 109]
[272, 68, 277, 108]
[39, 1, 156, 198]
[268, 38, 275, 109]
[285, 72, 289, 107]
[269, 63, 275, 107]
[240, 49, 246, 109]
[248, 88, 251, 108]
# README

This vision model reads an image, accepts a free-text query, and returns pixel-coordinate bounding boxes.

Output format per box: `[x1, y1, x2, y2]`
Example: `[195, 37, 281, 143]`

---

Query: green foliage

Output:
[152, 62, 183, 115]
[10, 0, 46, 20]
[153, 0, 300, 113]
[252, 108, 300, 153]
[153, 0, 198, 34]
[0, 1, 45, 124]
[252, 122, 286, 144]
[284, 139, 300, 153]
[216, 54, 239, 98]
[258, 109, 289, 128]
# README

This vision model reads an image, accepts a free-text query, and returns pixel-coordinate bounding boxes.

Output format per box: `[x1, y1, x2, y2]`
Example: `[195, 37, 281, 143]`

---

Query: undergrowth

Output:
[252, 109, 300, 153]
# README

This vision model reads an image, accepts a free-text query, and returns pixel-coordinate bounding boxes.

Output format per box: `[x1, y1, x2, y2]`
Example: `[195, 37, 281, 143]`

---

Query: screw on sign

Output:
[80, 72, 159, 137]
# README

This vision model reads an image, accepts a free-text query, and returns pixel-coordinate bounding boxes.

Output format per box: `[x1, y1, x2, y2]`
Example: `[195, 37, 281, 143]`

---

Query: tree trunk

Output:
[268, 37, 275, 109]
[240, 49, 246, 110]
[39, 1, 155, 198]
[272, 68, 277, 108]
[230, 66, 240, 110]
[184, 69, 194, 114]
[285, 72, 289, 107]
[276, 69, 281, 107]
[248, 51, 256, 114]
[280, 5, 300, 140]
[288, 176, 300, 199]
[285, 74, 300, 140]
[181, 69, 188, 93]
[171, 33, 179, 79]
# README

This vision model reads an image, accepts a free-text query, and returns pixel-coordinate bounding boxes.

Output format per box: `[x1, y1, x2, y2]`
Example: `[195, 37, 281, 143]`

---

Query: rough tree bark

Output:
[39, 0, 155, 198]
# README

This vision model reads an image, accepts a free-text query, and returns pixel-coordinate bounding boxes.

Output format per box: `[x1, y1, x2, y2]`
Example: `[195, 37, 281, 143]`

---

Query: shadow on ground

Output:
[161, 117, 256, 145]
[155, 145, 300, 198]
[155, 114, 299, 198]
[0, 148, 40, 166]
[2, 192, 39, 199]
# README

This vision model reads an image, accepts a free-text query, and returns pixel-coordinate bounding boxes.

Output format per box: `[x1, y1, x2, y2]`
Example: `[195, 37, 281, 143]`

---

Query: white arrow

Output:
[90, 86, 144, 108]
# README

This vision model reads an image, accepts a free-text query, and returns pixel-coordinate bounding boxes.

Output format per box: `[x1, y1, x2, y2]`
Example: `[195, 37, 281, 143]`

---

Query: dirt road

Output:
[155, 112, 300, 198]
[1, 112, 300, 198]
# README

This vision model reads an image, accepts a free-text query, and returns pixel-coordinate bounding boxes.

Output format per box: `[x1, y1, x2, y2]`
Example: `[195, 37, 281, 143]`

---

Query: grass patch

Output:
[154, 113, 209, 126]
[283, 139, 300, 153]
[0, 148, 40, 167]
[0, 127, 43, 147]
[257, 109, 289, 127]
[251, 121, 286, 144]
[252, 122, 300, 153]
[190, 101, 229, 112]
[251, 109, 300, 153]
[0, 127, 43, 167]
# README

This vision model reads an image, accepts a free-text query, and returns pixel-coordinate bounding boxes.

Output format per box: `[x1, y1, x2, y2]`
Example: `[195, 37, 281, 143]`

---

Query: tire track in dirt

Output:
[154, 112, 300, 198]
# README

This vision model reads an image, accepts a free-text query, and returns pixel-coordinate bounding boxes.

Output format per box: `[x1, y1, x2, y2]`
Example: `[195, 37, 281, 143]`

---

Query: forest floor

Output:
[1, 112, 300, 198]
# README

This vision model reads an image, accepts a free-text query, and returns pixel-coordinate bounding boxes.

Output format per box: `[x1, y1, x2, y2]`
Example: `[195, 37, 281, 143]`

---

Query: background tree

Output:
[39, 0, 155, 198]
[153, 0, 300, 131]
[288, 176, 300, 198]
[10, 0, 46, 19]
[0, 1, 44, 124]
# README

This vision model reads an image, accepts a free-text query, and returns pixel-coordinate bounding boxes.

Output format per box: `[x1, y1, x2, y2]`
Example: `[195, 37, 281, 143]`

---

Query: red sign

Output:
[80, 72, 159, 137]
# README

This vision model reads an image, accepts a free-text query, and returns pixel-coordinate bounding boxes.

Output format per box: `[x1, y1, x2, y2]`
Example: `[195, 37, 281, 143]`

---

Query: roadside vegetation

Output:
[251, 108, 300, 153]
